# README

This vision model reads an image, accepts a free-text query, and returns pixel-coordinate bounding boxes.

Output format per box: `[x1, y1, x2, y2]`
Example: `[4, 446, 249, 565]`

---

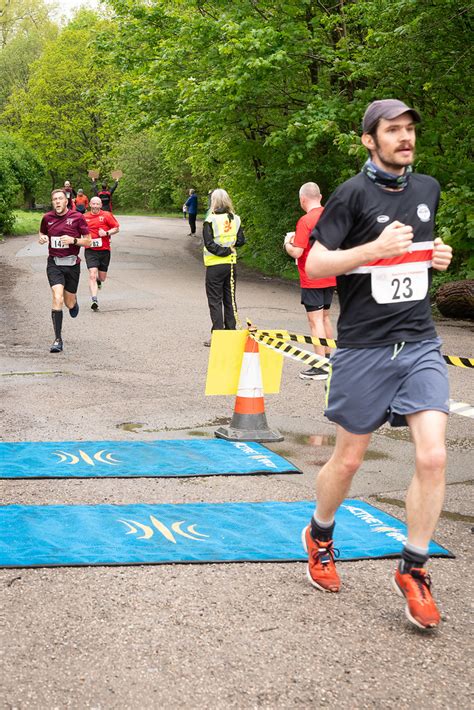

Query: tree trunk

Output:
[435, 280, 474, 320]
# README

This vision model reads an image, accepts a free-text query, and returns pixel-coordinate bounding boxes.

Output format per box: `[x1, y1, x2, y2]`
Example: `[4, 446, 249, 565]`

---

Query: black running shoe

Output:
[97, 279, 102, 290]
[50, 338, 63, 353]
[91, 301, 99, 311]
[69, 301, 79, 318]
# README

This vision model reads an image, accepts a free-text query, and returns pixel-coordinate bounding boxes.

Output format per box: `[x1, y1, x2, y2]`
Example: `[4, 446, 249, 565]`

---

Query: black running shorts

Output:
[46, 258, 80, 294]
[301, 286, 335, 312]
[84, 249, 111, 272]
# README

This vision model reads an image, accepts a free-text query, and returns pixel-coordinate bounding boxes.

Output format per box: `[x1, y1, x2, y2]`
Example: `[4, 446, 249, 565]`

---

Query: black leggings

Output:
[188, 212, 197, 234]
[205, 263, 236, 330]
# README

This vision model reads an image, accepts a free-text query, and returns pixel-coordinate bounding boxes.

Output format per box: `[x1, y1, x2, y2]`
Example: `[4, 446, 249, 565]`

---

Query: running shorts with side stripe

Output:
[325, 337, 449, 434]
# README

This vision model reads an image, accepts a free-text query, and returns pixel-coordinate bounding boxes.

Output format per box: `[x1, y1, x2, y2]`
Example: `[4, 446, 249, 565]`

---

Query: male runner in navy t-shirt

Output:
[39, 189, 91, 352]
[302, 100, 453, 630]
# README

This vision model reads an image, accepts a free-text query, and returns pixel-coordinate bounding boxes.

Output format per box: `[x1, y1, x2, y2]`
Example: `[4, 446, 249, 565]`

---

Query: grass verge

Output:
[8, 210, 42, 236]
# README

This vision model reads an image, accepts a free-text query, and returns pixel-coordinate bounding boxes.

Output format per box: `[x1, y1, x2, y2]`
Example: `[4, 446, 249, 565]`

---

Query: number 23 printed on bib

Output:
[371, 264, 428, 304]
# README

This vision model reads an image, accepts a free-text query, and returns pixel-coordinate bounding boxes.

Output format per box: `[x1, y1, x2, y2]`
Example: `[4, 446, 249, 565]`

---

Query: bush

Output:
[0, 133, 44, 234]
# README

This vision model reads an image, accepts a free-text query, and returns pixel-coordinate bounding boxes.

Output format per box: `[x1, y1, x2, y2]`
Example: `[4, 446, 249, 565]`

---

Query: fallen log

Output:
[435, 280, 474, 320]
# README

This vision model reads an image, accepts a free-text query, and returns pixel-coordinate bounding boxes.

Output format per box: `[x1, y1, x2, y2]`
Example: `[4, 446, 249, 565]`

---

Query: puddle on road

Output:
[378, 428, 473, 452]
[1, 370, 64, 377]
[117, 417, 230, 435]
[373, 495, 474, 524]
[378, 428, 412, 442]
[119, 422, 145, 433]
[277, 431, 390, 462]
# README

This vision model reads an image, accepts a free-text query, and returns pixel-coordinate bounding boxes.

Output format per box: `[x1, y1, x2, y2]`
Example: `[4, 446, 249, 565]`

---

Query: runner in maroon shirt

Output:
[38, 189, 91, 352]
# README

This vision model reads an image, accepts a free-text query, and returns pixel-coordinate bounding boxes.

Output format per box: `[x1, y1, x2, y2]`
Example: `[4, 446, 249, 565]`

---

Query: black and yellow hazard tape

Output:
[251, 332, 330, 373]
[258, 330, 337, 350]
[443, 355, 474, 369]
[253, 326, 474, 369]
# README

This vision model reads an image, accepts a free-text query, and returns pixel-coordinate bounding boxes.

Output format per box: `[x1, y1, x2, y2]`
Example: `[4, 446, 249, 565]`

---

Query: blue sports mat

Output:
[0, 439, 301, 479]
[0, 500, 452, 568]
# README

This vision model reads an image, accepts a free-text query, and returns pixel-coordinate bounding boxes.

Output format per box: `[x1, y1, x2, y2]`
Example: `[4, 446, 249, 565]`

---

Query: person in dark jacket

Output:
[184, 188, 198, 235]
[202, 188, 245, 345]
[91, 178, 119, 212]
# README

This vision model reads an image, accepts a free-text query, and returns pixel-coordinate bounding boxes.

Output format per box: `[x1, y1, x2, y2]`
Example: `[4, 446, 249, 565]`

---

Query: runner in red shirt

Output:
[84, 196, 120, 311]
[38, 189, 91, 352]
[285, 182, 336, 379]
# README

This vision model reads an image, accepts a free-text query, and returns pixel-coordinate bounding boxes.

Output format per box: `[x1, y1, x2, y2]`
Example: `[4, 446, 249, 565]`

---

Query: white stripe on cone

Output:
[237, 351, 263, 398]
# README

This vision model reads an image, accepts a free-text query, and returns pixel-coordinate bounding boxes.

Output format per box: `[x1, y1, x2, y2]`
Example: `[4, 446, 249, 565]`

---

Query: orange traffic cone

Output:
[215, 335, 283, 442]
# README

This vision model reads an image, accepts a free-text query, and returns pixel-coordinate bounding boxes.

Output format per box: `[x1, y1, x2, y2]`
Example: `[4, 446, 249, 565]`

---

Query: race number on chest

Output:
[371, 264, 428, 304]
[50, 236, 67, 249]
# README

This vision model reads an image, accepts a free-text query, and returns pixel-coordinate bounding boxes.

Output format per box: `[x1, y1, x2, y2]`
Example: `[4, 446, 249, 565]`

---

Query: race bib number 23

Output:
[371, 264, 428, 304]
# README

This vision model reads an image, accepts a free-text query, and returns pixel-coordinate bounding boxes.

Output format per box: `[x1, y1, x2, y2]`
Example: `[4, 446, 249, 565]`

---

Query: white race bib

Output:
[371, 264, 428, 304]
[51, 236, 67, 249]
[91, 238, 103, 248]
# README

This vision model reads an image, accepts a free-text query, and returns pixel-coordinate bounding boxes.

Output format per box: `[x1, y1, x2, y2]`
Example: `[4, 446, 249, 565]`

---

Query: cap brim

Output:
[385, 107, 421, 123]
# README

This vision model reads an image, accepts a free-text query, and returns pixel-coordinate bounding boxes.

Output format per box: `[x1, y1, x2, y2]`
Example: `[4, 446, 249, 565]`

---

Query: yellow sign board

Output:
[205, 330, 283, 395]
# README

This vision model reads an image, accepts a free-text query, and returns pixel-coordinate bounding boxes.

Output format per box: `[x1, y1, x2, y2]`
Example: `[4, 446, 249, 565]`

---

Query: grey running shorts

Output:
[301, 286, 334, 313]
[325, 338, 449, 434]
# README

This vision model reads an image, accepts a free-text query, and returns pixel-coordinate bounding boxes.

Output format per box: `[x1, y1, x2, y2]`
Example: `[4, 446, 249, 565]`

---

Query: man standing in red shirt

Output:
[84, 196, 120, 311]
[38, 189, 91, 353]
[285, 182, 336, 379]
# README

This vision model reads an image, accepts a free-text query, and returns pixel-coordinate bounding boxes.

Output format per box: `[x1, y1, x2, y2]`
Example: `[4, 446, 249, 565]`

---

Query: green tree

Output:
[111, 129, 176, 211]
[0, 11, 120, 198]
[0, 132, 44, 233]
[0, 0, 51, 47]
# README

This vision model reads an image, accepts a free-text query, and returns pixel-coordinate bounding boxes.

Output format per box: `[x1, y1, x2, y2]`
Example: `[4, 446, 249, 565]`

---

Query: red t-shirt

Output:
[40, 209, 89, 261]
[293, 207, 336, 288]
[84, 210, 119, 250]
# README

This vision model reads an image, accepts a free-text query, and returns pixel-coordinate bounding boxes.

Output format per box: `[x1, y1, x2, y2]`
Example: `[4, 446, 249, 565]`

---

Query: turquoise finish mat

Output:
[0, 500, 452, 568]
[0, 439, 301, 478]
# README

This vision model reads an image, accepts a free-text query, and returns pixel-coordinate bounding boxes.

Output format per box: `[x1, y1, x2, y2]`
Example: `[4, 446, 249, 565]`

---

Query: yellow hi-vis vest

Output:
[203, 212, 241, 266]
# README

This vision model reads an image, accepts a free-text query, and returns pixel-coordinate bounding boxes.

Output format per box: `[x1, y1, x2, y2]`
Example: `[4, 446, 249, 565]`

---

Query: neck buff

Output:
[362, 159, 412, 190]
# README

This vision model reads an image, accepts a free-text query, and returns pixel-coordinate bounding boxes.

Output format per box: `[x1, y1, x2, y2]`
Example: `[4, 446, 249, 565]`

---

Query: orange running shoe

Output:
[392, 567, 441, 629]
[301, 526, 340, 592]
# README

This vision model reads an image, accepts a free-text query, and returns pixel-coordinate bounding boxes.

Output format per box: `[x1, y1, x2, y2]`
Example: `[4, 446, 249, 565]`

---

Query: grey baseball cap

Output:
[362, 99, 421, 133]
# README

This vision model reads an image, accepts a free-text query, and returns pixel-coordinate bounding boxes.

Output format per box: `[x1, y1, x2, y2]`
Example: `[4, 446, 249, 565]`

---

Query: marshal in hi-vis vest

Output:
[203, 213, 241, 266]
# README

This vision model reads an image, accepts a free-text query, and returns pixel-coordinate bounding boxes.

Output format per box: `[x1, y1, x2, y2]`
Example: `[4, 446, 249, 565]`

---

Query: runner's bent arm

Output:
[306, 221, 415, 279]
[285, 241, 303, 259]
[432, 238, 452, 271]
[59, 233, 92, 248]
[98, 215, 119, 238]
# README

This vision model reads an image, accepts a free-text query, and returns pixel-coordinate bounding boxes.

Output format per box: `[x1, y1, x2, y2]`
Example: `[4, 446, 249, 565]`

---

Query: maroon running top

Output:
[40, 209, 89, 261]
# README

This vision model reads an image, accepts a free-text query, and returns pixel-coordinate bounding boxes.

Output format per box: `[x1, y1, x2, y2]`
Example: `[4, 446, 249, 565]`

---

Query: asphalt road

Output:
[1, 216, 473, 709]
